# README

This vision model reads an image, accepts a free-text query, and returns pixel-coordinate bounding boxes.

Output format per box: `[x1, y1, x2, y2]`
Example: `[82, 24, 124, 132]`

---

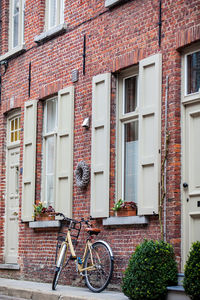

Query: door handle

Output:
[183, 182, 188, 188]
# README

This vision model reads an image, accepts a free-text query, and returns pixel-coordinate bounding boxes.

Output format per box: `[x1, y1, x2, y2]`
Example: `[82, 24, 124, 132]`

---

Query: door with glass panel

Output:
[182, 49, 200, 267]
[5, 114, 21, 264]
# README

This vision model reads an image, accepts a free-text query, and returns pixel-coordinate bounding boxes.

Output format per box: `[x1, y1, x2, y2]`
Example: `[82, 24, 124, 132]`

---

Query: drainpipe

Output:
[163, 75, 169, 242]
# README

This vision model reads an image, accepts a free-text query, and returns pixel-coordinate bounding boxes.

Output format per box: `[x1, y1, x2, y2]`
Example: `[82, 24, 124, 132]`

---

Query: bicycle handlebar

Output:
[56, 213, 92, 227]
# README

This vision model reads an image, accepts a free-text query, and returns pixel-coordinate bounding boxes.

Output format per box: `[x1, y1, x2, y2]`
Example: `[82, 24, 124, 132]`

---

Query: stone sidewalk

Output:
[0, 278, 128, 300]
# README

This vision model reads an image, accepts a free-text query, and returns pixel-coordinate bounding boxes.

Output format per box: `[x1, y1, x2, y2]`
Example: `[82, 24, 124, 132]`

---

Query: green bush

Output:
[122, 240, 178, 300]
[183, 241, 200, 300]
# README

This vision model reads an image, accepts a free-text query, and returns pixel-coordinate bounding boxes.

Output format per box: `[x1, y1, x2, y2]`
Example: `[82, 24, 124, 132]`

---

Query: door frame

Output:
[181, 43, 200, 270]
[4, 110, 21, 263]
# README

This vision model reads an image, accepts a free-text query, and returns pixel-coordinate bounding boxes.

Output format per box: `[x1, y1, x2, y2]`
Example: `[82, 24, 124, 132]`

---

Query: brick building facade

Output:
[0, 0, 200, 288]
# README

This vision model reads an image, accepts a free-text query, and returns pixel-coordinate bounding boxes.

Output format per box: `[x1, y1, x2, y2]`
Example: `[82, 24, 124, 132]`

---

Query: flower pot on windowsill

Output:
[116, 207, 137, 217]
[35, 214, 55, 221]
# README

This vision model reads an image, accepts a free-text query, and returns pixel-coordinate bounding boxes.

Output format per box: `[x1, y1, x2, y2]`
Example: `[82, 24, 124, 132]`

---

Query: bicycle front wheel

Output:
[84, 241, 114, 293]
[52, 243, 67, 290]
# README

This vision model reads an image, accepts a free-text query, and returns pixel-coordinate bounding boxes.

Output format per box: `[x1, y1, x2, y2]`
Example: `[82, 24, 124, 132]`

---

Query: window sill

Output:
[29, 220, 61, 229]
[103, 215, 148, 226]
[34, 23, 67, 45]
[0, 264, 20, 270]
[0, 44, 26, 62]
[105, 0, 125, 8]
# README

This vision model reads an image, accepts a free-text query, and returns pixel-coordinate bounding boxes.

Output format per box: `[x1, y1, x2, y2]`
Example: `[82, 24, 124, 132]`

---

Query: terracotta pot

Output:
[35, 214, 55, 221]
[109, 210, 115, 217]
[116, 207, 137, 217]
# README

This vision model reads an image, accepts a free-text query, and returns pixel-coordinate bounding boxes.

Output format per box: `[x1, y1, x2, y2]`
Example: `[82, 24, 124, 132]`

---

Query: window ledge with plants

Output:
[103, 199, 149, 226]
[34, 23, 67, 45]
[29, 202, 60, 229]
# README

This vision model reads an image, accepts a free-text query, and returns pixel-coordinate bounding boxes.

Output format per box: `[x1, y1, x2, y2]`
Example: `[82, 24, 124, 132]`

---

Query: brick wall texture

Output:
[0, 0, 200, 287]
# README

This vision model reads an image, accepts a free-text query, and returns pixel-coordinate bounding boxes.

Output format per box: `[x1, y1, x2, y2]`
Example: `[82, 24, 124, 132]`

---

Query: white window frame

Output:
[45, 0, 64, 31]
[9, 0, 25, 51]
[42, 97, 58, 208]
[182, 44, 200, 104]
[117, 66, 139, 204]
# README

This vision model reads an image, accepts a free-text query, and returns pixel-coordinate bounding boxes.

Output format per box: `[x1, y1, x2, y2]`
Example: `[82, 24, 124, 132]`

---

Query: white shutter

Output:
[21, 100, 37, 221]
[55, 86, 74, 217]
[91, 73, 111, 218]
[138, 53, 162, 215]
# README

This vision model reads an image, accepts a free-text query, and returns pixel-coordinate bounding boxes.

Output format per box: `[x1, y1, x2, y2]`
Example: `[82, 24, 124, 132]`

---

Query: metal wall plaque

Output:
[72, 69, 79, 82]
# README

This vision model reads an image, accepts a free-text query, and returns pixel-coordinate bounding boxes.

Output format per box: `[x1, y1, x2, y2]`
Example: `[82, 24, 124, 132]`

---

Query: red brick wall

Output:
[0, 0, 200, 286]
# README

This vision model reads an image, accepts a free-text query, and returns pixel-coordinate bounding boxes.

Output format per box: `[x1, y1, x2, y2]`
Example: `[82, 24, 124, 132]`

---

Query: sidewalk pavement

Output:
[0, 278, 128, 300]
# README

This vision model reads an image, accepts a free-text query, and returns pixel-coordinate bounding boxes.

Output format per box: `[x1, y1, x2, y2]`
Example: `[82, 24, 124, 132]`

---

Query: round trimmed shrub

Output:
[183, 241, 200, 300]
[122, 240, 178, 300]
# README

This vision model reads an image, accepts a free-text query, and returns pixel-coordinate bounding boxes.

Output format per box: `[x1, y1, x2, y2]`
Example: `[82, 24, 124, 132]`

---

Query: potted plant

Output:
[33, 202, 55, 221]
[112, 199, 137, 217]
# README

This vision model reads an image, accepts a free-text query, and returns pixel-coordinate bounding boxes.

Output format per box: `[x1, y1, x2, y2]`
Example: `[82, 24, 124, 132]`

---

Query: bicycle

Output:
[52, 213, 114, 292]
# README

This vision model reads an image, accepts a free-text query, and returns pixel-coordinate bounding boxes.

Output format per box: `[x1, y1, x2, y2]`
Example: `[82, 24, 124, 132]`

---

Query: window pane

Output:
[49, 0, 57, 28]
[13, 15, 19, 48]
[187, 51, 200, 94]
[46, 136, 55, 174]
[46, 99, 57, 133]
[124, 121, 138, 203]
[46, 175, 54, 206]
[14, 0, 19, 14]
[124, 76, 137, 113]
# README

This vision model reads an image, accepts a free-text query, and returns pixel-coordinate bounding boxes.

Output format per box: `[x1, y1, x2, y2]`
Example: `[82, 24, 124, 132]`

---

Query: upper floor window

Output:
[46, 0, 64, 30]
[186, 50, 200, 95]
[10, 0, 25, 49]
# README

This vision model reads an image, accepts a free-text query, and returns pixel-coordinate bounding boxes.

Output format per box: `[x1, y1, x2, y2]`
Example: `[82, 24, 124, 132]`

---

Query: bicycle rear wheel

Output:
[52, 243, 68, 290]
[84, 241, 114, 292]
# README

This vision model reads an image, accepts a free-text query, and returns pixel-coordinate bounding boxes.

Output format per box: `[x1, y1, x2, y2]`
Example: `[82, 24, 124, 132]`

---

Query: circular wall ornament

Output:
[75, 161, 90, 188]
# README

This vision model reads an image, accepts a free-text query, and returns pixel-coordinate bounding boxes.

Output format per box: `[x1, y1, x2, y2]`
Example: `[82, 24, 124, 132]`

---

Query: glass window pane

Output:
[46, 99, 57, 133]
[14, 0, 19, 14]
[46, 136, 55, 174]
[46, 175, 54, 206]
[11, 132, 14, 142]
[15, 131, 18, 141]
[49, 0, 57, 28]
[124, 121, 138, 203]
[187, 51, 200, 94]
[15, 118, 18, 130]
[124, 76, 137, 113]
[11, 120, 14, 131]
[13, 15, 19, 47]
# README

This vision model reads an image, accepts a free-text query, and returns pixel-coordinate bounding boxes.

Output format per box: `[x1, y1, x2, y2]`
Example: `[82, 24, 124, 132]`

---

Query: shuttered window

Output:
[117, 53, 162, 216]
[22, 86, 74, 221]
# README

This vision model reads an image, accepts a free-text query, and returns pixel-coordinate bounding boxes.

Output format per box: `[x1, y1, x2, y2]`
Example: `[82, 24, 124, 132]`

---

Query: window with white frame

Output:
[117, 69, 139, 205]
[46, 0, 64, 30]
[9, 0, 25, 49]
[185, 50, 200, 95]
[43, 97, 58, 207]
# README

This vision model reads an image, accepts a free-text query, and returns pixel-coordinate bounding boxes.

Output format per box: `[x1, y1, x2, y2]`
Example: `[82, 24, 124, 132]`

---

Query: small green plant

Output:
[112, 199, 124, 211]
[183, 241, 200, 300]
[33, 202, 55, 217]
[112, 199, 137, 211]
[122, 240, 178, 300]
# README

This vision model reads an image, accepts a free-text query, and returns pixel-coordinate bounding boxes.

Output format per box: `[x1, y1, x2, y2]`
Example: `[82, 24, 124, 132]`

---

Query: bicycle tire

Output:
[83, 241, 114, 293]
[52, 243, 67, 290]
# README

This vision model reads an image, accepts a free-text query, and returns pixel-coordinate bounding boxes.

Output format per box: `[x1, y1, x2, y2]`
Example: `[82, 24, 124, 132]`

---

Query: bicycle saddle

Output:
[85, 228, 101, 235]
